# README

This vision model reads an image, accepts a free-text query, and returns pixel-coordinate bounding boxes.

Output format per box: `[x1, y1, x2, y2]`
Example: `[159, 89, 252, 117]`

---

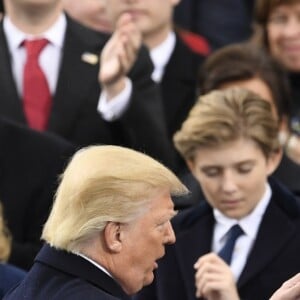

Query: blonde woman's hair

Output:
[0, 202, 12, 262]
[42, 145, 187, 252]
[174, 88, 280, 161]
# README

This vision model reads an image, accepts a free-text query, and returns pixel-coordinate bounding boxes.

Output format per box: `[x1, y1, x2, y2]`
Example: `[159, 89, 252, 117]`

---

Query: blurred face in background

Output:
[3, 0, 63, 32]
[63, 0, 112, 33]
[267, 2, 300, 72]
[105, 0, 180, 48]
[4, 0, 61, 12]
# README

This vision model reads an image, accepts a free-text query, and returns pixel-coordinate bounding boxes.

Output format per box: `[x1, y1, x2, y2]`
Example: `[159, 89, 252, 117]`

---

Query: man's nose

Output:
[164, 221, 176, 245]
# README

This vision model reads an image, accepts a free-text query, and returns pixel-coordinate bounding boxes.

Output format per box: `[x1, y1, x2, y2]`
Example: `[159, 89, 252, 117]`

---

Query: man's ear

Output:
[103, 222, 122, 253]
[267, 149, 283, 176]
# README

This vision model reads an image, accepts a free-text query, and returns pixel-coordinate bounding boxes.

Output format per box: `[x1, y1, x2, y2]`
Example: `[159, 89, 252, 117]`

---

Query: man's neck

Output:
[4, 3, 63, 35]
[143, 25, 172, 49]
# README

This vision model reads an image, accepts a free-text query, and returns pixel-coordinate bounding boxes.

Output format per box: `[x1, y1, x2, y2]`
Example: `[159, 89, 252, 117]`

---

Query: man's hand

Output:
[99, 12, 142, 100]
[194, 253, 240, 300]
[270, 273, 300, 300]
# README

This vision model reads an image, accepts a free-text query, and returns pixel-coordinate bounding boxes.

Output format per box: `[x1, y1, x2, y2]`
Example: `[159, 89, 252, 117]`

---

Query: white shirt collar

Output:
[150, 31, 176, 82]
[3, 13, 66, 50]
[213, 183, 272, 241]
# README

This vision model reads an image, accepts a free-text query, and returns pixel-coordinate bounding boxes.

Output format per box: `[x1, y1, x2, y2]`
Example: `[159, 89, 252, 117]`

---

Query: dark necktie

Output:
[218, 224, 244, 265]
[23, 38, 52, 131]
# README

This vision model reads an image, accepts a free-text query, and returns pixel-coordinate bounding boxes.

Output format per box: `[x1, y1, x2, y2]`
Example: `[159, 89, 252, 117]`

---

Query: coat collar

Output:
[36, 244, 130, 299]
[174, 203, 214, 300]
[237, 179, 300, 287]
[47, 16, 107, 134]
[0, 21, 26, 123]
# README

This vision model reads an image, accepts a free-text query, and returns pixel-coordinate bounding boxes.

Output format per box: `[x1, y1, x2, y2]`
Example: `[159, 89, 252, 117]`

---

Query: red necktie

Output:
[23, 38, 52, 131]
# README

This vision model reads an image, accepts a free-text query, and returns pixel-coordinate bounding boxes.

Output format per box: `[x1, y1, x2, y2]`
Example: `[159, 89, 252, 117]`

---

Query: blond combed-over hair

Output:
[174, 88, 280, 161]
[42, 145, 187, 252]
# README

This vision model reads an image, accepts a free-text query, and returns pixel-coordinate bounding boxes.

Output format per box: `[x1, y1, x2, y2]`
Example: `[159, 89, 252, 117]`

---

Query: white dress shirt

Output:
[212, 183, 272, 280]
[150, 31, 176, 83]
[4, 14, 65, 95]
[98, 78, 132, 121]
[99, 30, 176, 119]
[100, 31, 176, 118]
[3, 14, 131, 121]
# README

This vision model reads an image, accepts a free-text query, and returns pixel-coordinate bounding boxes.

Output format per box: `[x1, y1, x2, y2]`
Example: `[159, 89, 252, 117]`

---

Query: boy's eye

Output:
[203, 168, 221, 177]
[237, 162, 254, 174]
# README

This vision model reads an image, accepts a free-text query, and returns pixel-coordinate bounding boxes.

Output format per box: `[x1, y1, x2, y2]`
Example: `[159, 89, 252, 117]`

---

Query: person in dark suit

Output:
[134, 89, 300, 300]
[0, 117, 75, 269]
[105, 0, 205, 141]
[0, 0, 174, 170]
[0, 264, 25, 298]
[4, 145, 188, 300]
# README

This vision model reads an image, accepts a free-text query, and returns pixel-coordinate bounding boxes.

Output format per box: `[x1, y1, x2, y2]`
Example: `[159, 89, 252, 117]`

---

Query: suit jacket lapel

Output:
[161, 34, 202, 134]
[238, 194, 296, 288]
[175, 211, 214, 300]
[48, 17, 105, 135]
[0, 22, 27, 124]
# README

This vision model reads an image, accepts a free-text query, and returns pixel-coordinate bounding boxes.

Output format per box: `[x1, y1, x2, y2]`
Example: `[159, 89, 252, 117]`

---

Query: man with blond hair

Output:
[4, 145, 188, 300]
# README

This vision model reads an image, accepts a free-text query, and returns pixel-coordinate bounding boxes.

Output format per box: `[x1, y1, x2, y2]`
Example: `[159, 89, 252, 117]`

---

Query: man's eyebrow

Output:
[200, 165, 221, 170]
[158, 210, 178, 222]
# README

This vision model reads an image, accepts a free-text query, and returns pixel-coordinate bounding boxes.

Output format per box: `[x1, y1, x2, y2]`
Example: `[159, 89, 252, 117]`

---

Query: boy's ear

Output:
[267, 149, 283, 176]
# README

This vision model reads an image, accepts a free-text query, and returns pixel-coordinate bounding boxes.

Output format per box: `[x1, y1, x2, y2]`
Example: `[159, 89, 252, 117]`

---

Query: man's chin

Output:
[143, 271, 155, 287]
